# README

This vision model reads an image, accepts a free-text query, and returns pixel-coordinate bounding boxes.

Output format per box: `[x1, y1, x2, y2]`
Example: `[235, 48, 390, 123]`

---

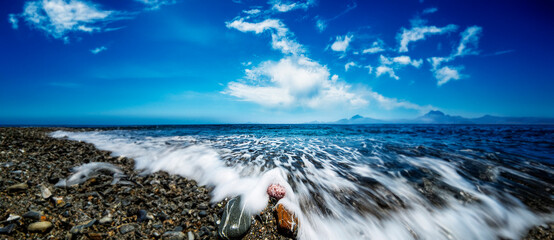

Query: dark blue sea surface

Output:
[53, 124, 554, 240]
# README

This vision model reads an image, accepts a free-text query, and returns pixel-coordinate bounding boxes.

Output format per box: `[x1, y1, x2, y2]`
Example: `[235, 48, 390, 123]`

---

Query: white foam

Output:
[51, 130, 553, 240]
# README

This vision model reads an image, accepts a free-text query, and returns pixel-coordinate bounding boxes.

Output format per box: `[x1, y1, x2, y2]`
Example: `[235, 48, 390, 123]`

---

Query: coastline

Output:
[0, 127, 551, 239]
[0, 128, 292, 240]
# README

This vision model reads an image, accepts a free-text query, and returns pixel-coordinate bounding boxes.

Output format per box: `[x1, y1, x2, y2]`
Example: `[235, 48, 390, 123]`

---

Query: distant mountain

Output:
[328, 111, 554, 124]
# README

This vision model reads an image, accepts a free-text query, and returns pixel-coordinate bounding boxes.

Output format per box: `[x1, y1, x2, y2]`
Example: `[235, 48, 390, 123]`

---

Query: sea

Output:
[51, 124, 554, 240]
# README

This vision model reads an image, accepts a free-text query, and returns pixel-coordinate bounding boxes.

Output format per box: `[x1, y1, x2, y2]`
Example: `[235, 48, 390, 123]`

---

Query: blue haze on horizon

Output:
[0, 0, 553, 124]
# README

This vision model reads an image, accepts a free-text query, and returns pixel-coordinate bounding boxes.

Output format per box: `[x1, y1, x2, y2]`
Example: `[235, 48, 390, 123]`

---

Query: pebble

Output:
[27, 221, 53, 232]
[70, 219, 96, 234]
[218, 196, 252, 239]
[39, 184, 52, 199]
[267, 184, 286, 199]
[22, 210, 46, 221]
[119, 224, 135, 234]
[137, 209, 148, 222]
[197, 203, 208, 210]
[187, 231, 195, 240]
[51, 196, 65, 206]
[198, 210, 208, 217]
[162, 231, 186, 240]
[3, 214, 21, 223]
[99, 214, 113, 224]
[275, 204, 298, 236]
[0, 224, 16, 234]
[7, 183, 28, 192]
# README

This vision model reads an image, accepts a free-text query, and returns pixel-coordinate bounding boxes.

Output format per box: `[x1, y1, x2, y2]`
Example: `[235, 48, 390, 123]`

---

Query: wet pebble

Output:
[0, 224, 16, 234]
[27, 221, 53, 233]
[218, 196, 251, 239]
[70, 219, 96, 234]
[119, 224, 135, 234]
[39, 184, 52, 199]
[162, 231, 186, 240]
[7, 183, 28, 192]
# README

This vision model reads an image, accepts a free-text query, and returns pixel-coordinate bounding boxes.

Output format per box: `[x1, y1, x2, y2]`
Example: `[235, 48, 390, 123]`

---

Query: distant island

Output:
[328, 110, 554, 125]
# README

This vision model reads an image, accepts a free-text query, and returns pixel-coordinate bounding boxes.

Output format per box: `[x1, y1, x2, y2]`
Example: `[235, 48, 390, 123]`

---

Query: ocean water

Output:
[51, 125, 554, 240]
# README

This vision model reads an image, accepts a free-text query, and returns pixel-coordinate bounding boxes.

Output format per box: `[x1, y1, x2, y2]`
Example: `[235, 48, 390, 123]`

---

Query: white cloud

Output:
[397, 24, 458, 52]
[8, 14, 19, 29]
[434, 66, 464, 86]
[90, 46, 107, 54]
[135, 0, 177, 10]
[224, 56, 367, 108]
[344, 61, 357, 72]
[392, 56, 423, 68]
[422, 7, 438, 15]
[362, 40, 385, 54]
[315, 18, 327, 32]
[331, 35, 353, 52]
[376, 66, 399, 80]
[12, 0, 119, 41]
[269, 0, 315, 12]
[226, 18, 304, 55]
[243, 8, 261, 15]
[453, 26, 482, 57]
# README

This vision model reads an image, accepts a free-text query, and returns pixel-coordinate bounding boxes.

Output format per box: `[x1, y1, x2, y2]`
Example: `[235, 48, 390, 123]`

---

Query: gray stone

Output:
[217, 196, 252, 240]
[22, 211, 43, 221]
[187, 231, 195, 240]
[119, 224, 135, 234]
[99, 214, 112, 224]
[162, 231, 186, 240]
[7, 183, 28, 192]
[27, 221, 53, 232]
[39, 184, 52, 199]
[0, 224, 16, 234]
[70, 219, 96, 234]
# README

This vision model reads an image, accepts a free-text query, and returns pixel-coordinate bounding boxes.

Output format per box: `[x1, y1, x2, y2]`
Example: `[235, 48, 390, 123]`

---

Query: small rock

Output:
[7, 182, 28, 192]
[70, 219, 96, 234]
[51, 196, 65, 206]
[39, 184, 52, 199]
[275, 204, 298, 236]
[87, 232, 106, 240]
[22, 211, 46, 221]
[27, 221, 53, 233]
[162, 231, 186, 240]
[197, 203, 208, 210]
[217, 196, 252, 240]
[0, 224, 16, 234]
[187, 231, 195, 240]
[267, 184, 286, 199]
[99, 214, 113, 224]
[137, 210, 148, 222]
[198, 210, 208, 217]
[119, 224, 135, 234]
[3, 214, 21, 223]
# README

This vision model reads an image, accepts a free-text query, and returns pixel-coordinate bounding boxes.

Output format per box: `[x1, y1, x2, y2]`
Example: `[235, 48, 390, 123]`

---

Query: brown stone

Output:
[275, 204, 298, 235]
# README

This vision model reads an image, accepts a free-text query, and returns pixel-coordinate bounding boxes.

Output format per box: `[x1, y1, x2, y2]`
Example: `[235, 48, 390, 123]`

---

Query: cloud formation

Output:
[8, 14, 19, 29]
[314, 2, 357, 32]
[453, 26, 483, 57]
[397, 24, 457, 52]
[9, 0, 120, 42]
[90, 46, 107, 54]
[269, 0, 315, 12]
[331, 35, 353, 52]
[135, 0, 177, 10]
[362, 40, 385, 54]
[224, 56, 367, 108]
[434, 66, 464, 86]
[226, 18, 304, 55]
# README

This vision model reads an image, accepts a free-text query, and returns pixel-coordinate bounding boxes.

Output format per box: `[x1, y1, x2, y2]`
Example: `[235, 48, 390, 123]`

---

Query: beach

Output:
[0, 127, 552, 239]
[0, 127, 293, 240]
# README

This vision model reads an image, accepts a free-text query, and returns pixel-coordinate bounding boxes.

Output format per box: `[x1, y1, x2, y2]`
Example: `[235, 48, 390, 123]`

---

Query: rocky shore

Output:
[0, 127, 552, 239]
[0, 128, 294, 240]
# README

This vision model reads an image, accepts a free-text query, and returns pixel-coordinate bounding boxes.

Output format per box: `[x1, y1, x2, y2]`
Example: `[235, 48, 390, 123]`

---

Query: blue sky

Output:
[1, 0, 553, 124]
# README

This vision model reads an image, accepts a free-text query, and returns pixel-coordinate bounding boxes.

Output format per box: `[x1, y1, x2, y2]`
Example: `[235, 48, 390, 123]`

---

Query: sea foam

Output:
[51, 129, 553, 240]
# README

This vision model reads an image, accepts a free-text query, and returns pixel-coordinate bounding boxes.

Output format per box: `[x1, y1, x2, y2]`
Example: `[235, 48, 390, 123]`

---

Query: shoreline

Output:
[0, 127, 292, 240]
[0, 127, 552, 239]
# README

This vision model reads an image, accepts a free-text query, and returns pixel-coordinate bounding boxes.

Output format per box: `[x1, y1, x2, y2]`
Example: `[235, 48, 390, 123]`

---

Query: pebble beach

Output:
[0, 127, 552, 240]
